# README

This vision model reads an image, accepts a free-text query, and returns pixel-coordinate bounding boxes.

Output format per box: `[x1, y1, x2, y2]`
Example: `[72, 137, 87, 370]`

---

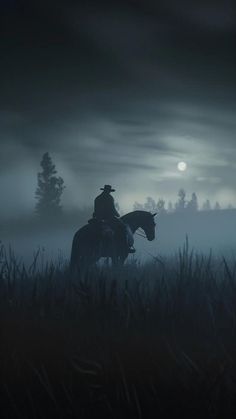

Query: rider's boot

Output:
[128, 246, 136, 253]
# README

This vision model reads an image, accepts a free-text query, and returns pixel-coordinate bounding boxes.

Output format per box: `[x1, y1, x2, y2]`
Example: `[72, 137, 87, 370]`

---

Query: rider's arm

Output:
[114, 207, 120, 217]
[109, 195, 120, 217]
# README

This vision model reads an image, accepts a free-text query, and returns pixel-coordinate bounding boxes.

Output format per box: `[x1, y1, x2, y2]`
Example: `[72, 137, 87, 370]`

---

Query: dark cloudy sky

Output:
[0, 0, 235, 215]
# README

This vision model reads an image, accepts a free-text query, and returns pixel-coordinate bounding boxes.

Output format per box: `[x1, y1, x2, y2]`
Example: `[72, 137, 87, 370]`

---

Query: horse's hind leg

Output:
[119, 255, 128, 265]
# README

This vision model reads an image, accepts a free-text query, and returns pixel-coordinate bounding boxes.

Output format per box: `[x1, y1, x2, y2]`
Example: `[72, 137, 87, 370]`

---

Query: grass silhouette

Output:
[0, 240, 236, 418]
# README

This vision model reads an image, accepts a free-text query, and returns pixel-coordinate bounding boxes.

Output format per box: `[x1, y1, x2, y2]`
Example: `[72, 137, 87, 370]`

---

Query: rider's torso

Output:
[94, 192, 119, 220]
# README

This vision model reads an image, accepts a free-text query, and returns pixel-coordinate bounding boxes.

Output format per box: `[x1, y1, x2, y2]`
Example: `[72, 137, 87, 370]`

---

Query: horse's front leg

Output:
[119, 254, 128, 265]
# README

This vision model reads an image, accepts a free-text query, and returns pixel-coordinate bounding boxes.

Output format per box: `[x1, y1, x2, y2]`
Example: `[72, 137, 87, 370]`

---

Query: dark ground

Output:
[1, 241, 236, 418]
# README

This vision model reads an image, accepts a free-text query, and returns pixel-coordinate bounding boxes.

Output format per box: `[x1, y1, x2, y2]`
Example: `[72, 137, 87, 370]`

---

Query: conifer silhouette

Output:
[35, 152, 65, 217]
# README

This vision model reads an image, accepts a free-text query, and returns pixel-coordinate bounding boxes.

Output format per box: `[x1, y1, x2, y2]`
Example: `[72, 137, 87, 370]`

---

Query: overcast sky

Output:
[0, 0, 235, 216]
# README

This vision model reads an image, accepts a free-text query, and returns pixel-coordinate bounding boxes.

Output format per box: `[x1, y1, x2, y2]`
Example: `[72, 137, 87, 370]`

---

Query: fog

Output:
[1, 209, 235, 267]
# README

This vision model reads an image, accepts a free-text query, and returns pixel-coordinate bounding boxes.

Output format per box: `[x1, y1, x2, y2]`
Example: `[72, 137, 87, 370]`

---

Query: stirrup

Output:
[128, 247, 136, 254]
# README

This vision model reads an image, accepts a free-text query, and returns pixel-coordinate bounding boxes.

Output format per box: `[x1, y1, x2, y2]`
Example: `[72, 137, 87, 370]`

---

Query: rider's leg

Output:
[115, 218, 136, 253]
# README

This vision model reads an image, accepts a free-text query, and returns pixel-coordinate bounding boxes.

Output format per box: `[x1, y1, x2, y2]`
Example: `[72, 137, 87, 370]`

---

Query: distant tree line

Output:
[133, 189, 234, 214]
[34, 152, 235, 219]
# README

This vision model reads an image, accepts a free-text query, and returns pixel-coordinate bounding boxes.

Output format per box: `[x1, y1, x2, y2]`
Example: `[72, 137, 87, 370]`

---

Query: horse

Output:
[70, 210, 156, 271]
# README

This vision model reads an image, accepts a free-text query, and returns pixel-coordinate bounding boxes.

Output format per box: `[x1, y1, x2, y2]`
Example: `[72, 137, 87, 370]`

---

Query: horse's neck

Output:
[121, 213, 141, 233]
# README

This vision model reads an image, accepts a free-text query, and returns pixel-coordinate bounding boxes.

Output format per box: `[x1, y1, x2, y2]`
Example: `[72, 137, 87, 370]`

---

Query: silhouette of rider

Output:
[93, 185, 135, 253]
[93, 185, 120, 220]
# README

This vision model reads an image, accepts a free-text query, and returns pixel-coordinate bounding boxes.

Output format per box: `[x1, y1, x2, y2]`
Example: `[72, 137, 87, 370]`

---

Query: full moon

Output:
[177, 161, 187, 171]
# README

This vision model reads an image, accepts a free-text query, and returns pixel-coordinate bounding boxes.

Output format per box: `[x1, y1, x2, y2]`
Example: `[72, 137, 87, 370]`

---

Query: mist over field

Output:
[1, 208, 236, 266]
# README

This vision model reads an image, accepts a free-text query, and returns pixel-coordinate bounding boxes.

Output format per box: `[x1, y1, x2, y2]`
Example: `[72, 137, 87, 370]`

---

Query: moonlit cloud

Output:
[0, 0, 235, 213]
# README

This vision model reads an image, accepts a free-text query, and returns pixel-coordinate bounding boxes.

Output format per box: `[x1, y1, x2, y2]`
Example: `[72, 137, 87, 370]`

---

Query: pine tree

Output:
[157, 198, 166, 214]
[175, 189, 186, 212]
[35, 152, 65, 218]
[187, 192, 198, 212]
[167, 201, 173, 213]
[214, 201, 221, 210]
[202, 199, 211, 211]
[144, 197, 157, 213]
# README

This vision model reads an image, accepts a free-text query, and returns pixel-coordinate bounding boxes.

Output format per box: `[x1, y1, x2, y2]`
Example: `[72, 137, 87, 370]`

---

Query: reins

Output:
[122, 210, 158, 240]
[135, 229, 146, 239]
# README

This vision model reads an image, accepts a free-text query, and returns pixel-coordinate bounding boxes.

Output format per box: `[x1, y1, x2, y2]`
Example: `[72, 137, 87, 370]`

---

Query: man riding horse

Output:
[70, 188, 156, 270]
[92, 185, 135, 254]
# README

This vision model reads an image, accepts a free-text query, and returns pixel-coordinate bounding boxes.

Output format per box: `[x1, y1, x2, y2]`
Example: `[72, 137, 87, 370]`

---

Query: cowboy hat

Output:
[100, 184, 115, 192]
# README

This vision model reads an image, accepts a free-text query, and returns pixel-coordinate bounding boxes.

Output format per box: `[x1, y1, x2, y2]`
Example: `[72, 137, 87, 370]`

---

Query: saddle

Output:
[88, 218, 114, 235]
[88, 217, 135, 253]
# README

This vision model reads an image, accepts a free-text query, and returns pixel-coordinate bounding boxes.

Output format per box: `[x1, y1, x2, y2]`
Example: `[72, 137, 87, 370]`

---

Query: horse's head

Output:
[140, 212, 156, 241]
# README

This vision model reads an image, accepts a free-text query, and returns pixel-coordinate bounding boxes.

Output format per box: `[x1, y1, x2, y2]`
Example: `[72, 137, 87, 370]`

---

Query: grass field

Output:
[0, 240, 236, 418]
